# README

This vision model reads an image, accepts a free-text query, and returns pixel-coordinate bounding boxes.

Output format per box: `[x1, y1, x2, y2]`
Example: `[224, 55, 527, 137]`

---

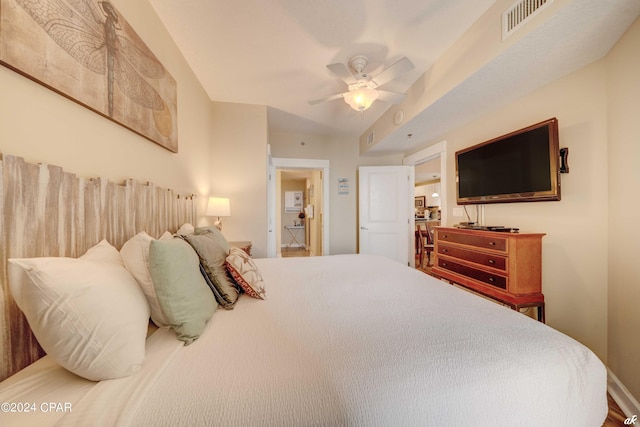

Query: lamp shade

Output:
[206, 197, 230, 217]
[344, 87, 378, 112]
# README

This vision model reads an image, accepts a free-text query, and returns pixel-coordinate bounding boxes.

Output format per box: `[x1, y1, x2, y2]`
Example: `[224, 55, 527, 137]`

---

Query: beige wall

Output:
[209, 102, 268, 257]
[606, 17, 640, 400]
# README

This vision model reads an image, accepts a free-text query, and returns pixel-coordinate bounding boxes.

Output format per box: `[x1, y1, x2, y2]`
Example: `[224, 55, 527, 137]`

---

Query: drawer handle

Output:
[489, 241, 496, 246]
[488, 259, 495, 264]
[488, 277, 495, 282]
[442, 249, 448, 253]
[441, 262, 447, 267]
[442, 235, 448, 239]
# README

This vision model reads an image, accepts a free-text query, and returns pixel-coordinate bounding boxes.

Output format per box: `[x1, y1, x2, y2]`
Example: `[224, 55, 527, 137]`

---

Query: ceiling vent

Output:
[502, 0, 553, 40]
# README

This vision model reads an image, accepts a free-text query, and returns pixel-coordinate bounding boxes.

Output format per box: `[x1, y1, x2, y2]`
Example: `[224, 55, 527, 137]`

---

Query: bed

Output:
[0, 155, 608, 426]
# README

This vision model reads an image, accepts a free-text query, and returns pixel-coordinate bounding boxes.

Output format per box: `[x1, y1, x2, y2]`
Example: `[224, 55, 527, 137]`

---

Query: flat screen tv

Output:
[456, 118, 560, 204]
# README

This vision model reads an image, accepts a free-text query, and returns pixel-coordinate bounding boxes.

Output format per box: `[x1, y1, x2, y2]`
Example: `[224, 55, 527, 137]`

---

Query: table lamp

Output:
[206, 197, 230, 231]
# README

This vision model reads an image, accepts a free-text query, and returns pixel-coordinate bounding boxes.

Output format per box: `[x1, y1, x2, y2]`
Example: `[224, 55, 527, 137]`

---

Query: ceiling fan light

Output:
[344, 87, 378, 112]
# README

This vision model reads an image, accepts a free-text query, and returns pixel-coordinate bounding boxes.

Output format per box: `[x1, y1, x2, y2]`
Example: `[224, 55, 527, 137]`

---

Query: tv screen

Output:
[456, 118, 560, 204]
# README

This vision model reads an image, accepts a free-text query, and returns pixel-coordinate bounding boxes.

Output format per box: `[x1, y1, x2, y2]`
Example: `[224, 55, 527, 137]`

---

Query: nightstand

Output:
[229, 241, 252, 256]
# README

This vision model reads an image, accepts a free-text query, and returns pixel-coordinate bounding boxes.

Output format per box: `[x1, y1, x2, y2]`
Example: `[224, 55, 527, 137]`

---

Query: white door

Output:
[359, 166, 414, 265]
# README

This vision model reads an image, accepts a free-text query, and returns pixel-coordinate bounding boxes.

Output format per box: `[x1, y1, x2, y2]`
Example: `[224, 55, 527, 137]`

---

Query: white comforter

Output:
[1, 254, 607, 426]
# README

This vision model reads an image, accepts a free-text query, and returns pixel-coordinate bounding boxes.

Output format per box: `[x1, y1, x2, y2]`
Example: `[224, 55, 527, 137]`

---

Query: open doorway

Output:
[403, 140, 448, 268]
[267, 157, 330, 258]
[414, 160, 442, 221]
[413, 160, 441, 272]
[279, 169, 321, 258]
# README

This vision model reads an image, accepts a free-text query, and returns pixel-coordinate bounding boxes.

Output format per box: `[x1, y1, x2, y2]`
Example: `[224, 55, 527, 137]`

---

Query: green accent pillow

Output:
[148, 238, 217, 344]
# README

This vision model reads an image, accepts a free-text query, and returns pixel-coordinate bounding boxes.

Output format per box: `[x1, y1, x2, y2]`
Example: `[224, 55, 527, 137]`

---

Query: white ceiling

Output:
[148, 0, 495, 137]
[148, 0, 640, 154]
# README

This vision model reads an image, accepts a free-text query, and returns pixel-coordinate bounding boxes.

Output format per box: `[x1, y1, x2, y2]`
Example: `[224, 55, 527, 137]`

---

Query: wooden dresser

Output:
[431, 227, 546, 322]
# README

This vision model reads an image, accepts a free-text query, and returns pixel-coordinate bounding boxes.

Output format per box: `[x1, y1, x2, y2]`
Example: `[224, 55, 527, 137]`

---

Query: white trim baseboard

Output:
[608, 368, 640, 418]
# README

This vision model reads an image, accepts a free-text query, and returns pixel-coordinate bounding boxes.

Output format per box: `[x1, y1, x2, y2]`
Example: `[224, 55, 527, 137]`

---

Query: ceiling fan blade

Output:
[377, 90, 407, 104]
[371, 57, 415, 88]
[326, 62, 357, 85]
[308, 92, 347, 105]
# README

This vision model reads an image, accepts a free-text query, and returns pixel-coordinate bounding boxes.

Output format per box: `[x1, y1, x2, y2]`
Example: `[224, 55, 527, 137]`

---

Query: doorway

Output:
[280, 169, 318, 258]
[267, 157, 330, 258]
[403, 140, 448, 268]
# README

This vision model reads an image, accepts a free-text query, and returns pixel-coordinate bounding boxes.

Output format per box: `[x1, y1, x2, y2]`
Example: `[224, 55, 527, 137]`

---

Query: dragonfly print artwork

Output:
[0, 0, 178, 151]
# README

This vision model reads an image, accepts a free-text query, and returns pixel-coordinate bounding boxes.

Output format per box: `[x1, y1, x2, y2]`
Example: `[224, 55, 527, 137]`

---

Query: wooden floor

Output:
[414, 255, 627, 426]
[281, 247, 311, 257]
[415, 253, 435, 275]
[603, 393, 627, 426]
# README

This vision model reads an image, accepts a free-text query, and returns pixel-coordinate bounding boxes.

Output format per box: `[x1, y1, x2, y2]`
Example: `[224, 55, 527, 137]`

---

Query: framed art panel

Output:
[415, 196, 425, 208]
[285, 191, 303, 213]
[0, 0, 178, 152]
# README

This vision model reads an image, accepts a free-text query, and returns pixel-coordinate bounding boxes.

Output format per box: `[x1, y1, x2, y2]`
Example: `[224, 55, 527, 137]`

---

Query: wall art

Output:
[0, 0, 178, 151]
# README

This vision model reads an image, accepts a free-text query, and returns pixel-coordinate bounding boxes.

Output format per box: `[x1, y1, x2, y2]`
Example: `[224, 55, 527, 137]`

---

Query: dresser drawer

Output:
[436, 230, 507, 252]
[437, 244, 507, 271]
[436, 258, 507, 290]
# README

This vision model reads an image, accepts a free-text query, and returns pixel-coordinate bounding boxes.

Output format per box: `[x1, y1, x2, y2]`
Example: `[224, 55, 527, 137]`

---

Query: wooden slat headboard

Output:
[0, 154, 197, 381]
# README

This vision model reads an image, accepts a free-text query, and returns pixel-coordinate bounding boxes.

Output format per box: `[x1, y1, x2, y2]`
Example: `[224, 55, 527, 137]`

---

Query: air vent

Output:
[366, 131, 375, 145]
[502, 0, 553, 40]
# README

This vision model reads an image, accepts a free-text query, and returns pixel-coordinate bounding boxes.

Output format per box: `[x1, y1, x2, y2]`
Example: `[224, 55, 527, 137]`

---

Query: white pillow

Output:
[120, 232, 172, 328]
[8, 240, 150, 381]
[176, 223, 195, 235]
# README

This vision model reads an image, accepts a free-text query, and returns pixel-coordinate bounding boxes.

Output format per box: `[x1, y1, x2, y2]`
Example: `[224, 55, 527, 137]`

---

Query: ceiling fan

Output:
[309, 55, 415, 112]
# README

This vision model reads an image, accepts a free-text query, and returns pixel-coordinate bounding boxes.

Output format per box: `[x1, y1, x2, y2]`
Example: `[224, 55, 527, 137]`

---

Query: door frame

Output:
[268, 157, 330, 257]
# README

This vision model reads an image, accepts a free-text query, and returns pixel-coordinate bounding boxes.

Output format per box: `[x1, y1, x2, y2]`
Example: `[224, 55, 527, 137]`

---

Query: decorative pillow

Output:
[120, 232, 172, 328]
[182, 231, 239, 309]
[8, 240, 150, 381]
[226, 247, 266, 300]
[148, 238, 217, 344]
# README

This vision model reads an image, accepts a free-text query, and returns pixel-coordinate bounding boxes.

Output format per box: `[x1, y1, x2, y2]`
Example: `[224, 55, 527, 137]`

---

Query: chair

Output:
[416, 224, 434, 268]
[415, 228, 423, 266]
[424, 222, 436, 266]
